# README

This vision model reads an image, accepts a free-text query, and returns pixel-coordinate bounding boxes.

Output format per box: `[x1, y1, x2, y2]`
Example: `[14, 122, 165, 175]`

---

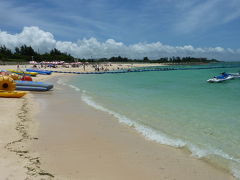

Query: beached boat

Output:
[26, 69, 52, 75]
[207, 73, 234, 83]
[0, 90, 26, 98]
[8, 69, 38, 76]
[15, 80, 54, 90]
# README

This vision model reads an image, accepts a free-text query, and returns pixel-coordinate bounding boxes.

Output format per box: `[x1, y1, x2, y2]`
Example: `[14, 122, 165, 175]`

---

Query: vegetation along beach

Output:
[1, 0, 240, 179]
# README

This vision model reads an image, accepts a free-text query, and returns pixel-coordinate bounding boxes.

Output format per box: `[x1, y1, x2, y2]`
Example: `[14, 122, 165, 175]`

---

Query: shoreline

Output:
[34, 76, 235, 179]
[0, 63, 237, 179]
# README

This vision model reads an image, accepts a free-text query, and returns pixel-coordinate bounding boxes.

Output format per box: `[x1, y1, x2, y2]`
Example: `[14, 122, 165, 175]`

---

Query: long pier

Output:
[51, 65, 240, 75]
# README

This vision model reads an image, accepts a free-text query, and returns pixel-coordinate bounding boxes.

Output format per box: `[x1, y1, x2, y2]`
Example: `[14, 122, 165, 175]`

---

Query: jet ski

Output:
[207, 72, 234, 83]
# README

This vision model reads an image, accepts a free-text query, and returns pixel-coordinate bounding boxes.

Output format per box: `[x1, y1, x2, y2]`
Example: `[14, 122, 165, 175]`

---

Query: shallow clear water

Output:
[60, 63, 240, 178]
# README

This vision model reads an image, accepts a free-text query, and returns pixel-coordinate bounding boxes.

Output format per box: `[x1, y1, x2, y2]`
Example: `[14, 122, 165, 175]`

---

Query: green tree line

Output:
[0, 45, 219, 63]
[0, 45, 74, 62]
[95, 56, 218, 63]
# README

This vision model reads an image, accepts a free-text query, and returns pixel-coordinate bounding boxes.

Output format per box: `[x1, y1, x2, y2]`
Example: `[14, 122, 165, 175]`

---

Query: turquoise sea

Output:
[58, 63, 240, 178]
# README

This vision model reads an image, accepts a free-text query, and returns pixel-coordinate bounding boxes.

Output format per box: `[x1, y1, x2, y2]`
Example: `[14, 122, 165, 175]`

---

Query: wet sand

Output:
[33, 76, 236, 180]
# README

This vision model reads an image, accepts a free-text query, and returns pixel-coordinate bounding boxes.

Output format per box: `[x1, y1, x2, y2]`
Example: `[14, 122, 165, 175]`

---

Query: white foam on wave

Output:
[81, 92, 186, 147]
[57, 78, 81, 92]
[68, 84, 81, 92]
[232, 167, 240, 179]
[56, 78, 67, 86]
[188, 143, 240, 178]
[81, 91, 240, 179]
[188, 144, 240, 163]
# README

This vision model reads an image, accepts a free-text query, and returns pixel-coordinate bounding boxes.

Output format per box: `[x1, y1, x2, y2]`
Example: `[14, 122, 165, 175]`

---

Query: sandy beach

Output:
[0, 63, 237, 180]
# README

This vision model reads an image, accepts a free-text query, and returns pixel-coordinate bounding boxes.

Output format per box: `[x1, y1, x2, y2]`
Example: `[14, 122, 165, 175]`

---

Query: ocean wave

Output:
[232, 167, 240, 179]
[81, 91, 240, 179]
[188, 144, 240, 163]
[68, 84, 81, 91]
[56, 78, 67, 86]
[81, 92, 186, 147]
[57, 78, 81, 92]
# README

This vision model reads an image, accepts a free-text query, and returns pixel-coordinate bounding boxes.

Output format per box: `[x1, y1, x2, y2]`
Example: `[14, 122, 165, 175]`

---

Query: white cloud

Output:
[175, 0, 240, 34]
[0, 26, 56, 53]
[0, 26, 239, 61]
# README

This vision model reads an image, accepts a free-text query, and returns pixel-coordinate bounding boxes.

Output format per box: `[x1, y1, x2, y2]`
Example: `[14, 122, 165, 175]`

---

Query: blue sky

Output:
[0, 0, 240, 60]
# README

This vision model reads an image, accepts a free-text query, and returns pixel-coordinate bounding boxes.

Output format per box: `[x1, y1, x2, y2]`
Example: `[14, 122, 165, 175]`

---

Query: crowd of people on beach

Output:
[29, 61, 130, 72]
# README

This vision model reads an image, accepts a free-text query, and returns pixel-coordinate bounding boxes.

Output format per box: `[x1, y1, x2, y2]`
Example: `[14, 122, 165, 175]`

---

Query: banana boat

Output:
[0, 90, 26, 98]
[8, 69, 38, 76]
[26, 69, 52, 75]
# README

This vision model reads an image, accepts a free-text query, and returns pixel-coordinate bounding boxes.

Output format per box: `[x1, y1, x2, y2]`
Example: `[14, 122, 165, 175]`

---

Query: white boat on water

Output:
[207, 73, 234, 83]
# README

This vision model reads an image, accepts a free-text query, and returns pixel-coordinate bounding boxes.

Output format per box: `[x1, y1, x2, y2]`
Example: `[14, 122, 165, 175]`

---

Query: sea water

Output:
[59, 63, 240, 178]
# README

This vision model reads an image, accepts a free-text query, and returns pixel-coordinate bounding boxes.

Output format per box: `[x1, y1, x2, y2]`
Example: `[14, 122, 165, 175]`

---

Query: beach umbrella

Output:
[29, 61, 37, 65]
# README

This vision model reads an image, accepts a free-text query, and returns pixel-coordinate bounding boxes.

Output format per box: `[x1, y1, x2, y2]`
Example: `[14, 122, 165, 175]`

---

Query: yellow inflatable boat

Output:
[0, 76, 16, 91]
[8, 69, 38, 76]
[9, 73, 21, 80]
[0, 90, 26, 98]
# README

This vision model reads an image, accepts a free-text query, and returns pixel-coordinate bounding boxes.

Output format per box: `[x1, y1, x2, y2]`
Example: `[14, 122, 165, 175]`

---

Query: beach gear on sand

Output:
[16, 86, 49, 91]
[8, 69, 38, 77]
[0, 90, 26, 98]
[9, 73, 21, 80]
[0, 76, 16, 91]
[0, 71, 8, 75]
[21, 75, 32, 81]
[26, 69, 52, 75]
[15, 80, 54, 90]
[0, 75, 26, 98]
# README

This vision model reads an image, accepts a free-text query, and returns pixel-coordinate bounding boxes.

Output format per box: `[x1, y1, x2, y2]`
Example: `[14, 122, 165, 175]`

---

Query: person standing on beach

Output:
[83, 63, 86, 71]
